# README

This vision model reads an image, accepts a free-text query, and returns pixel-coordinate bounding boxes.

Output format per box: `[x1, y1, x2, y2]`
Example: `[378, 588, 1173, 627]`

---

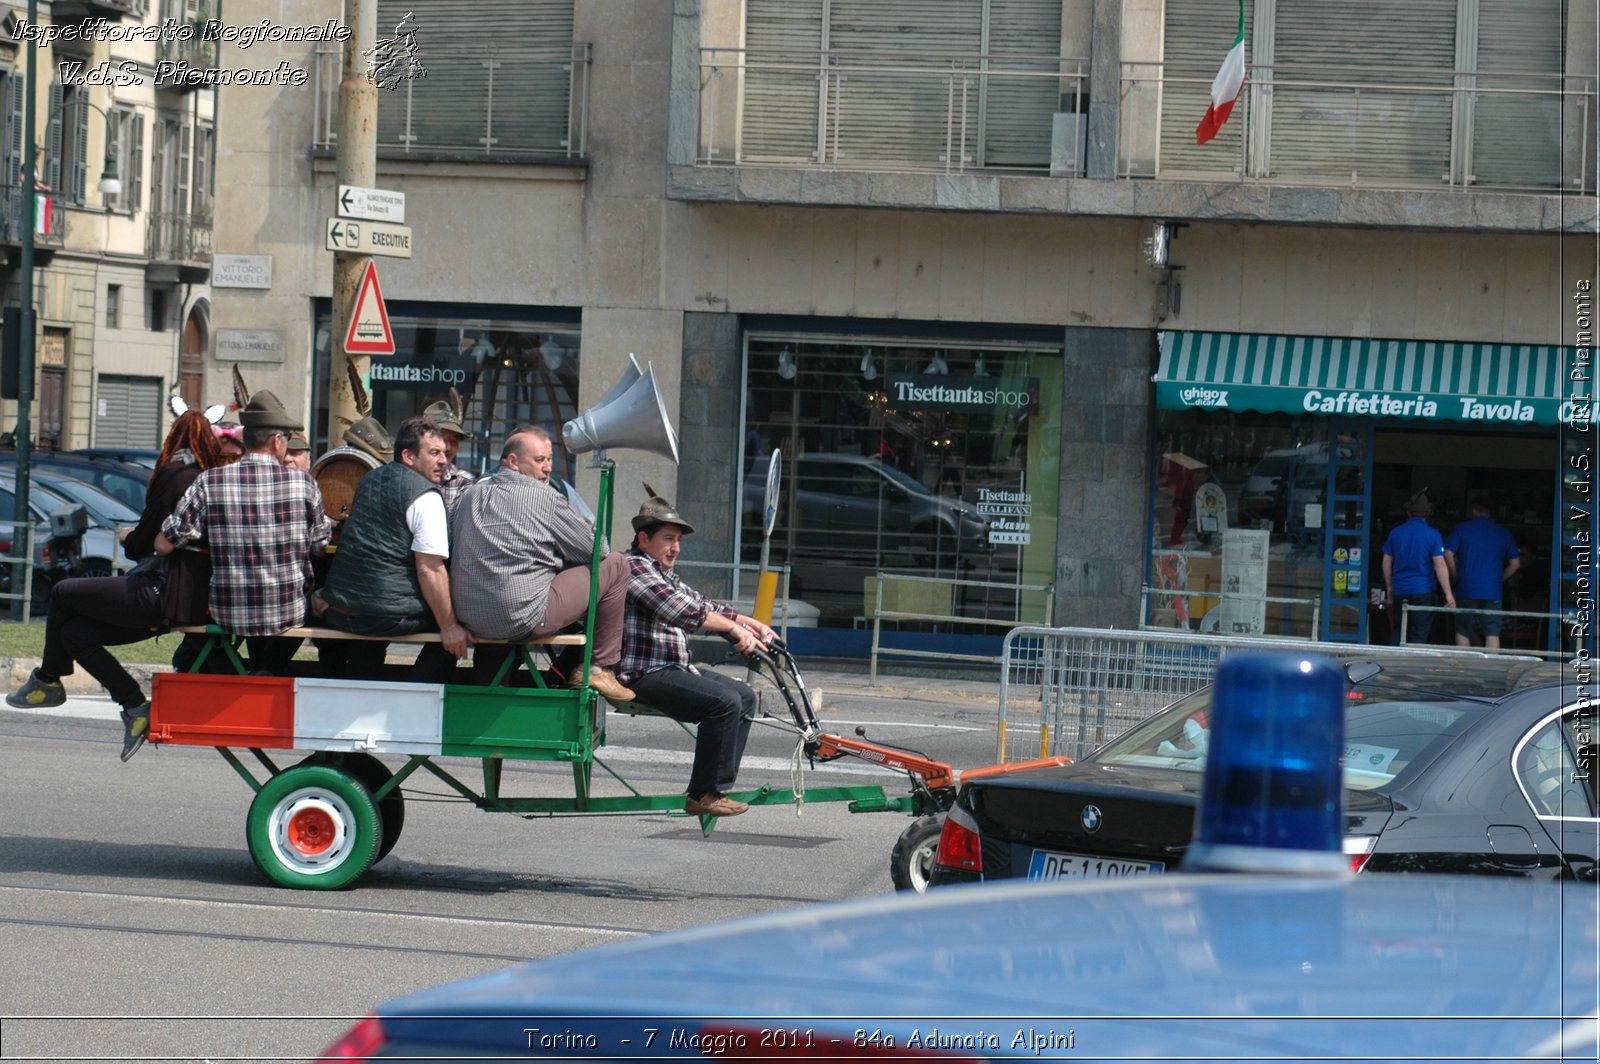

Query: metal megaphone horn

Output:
[562, 354, 680, 464]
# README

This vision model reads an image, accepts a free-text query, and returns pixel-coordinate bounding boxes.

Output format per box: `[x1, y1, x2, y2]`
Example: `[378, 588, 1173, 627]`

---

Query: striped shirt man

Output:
[162, 453, 332, 637]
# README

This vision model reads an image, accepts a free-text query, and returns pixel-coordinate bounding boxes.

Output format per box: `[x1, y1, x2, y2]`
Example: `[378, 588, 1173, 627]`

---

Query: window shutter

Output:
[980, 0, 1063, 167]
[1267, 0, 1457, 183]
[826, 0, 984, 167]
[375, 1, 575, 155]
[130, 115, 144, 213]
[177, 122, 191, 209]
[71, 94, 88, 204]
[1157, 0, 1254, 177]
[1471, 0, 1562, 188]
[3, 74, 23, 191]
[741, 0, 825, 163]
[46, 81, 62, 192]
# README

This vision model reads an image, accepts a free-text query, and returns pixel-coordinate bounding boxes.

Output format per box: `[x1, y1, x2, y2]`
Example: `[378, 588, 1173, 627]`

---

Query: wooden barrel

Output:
[312, 446, 381, 524]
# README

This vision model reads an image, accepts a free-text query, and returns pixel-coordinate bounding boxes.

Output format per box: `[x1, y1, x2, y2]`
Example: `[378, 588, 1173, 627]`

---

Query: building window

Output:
[741, 335, 1060, 631]
[738, 0, 1065, 171]
[106, 285, 121, 329]
[46, 82, 90, 205]
[373, 0, 576, 156]
[192, 123, 213, 214]
[1138, 0, 1570, 190]
[148, 287, 171, 332]
[105, 107, 144, 214]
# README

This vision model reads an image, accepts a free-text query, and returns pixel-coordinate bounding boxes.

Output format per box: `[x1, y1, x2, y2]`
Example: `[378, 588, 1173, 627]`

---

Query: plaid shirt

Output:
[618, 547, 738, 684]
[438, 464, 475, 515]
[162, 453, 332, 637]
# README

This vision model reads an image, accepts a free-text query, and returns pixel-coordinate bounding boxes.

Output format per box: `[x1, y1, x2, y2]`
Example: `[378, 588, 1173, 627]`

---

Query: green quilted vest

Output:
[322, 461, 438, 617]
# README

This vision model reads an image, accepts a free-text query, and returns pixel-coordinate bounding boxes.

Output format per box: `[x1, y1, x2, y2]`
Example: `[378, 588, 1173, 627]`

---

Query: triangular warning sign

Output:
[344, 260, 396, 355]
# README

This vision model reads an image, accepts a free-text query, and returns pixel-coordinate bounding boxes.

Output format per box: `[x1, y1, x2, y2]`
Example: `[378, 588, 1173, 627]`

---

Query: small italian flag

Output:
[1195, 0, 1246, 145]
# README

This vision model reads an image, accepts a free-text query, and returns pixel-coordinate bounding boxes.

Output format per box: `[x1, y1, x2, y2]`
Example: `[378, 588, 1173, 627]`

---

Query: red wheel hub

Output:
[286, 806, 338, 856]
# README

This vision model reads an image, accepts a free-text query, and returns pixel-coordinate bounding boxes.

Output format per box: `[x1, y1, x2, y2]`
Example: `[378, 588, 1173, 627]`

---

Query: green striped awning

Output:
[1156, 332, 1581, 425]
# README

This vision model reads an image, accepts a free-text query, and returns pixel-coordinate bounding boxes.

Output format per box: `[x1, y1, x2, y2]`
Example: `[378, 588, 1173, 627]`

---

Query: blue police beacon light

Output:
[1182, 651, 1349, 875]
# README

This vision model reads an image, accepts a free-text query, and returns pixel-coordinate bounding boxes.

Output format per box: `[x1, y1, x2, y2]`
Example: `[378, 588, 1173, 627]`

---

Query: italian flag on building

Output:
[1195, 0, 1246, 144]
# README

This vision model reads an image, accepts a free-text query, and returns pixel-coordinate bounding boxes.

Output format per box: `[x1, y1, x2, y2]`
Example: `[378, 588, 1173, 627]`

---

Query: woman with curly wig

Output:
[6, 411, 226, 760]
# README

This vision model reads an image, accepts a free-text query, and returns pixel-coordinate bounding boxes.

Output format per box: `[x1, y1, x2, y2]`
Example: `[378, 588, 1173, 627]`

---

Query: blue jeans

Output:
[627, 665, 756, 798]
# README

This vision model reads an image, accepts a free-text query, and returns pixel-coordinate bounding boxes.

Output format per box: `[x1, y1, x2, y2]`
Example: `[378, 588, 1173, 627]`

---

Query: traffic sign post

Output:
[337, 184, 406, 223]
[326, 218, 413, 259]
[344, 260, 396, 355]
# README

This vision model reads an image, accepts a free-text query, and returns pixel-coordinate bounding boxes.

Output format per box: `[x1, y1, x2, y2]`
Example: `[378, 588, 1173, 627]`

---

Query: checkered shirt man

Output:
[437, 463, 475, 516]
[162, 453, 333, 637]
[617, 546, 739, 684]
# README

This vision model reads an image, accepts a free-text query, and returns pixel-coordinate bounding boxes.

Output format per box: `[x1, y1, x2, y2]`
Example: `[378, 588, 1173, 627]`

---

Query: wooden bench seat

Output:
[171, 624, 587, 647]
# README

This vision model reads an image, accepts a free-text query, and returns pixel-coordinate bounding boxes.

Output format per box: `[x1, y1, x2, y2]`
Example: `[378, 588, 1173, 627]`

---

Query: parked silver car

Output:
[748, 452, 990, 566]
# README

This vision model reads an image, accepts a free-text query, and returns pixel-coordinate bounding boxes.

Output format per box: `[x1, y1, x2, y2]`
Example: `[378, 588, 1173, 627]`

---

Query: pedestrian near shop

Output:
[1446, 501, 1521, 651]
[1381, 490, 1455, 645]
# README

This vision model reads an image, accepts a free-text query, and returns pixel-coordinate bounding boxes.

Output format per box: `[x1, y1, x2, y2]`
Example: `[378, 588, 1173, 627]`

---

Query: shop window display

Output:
[1149, 411, 1348, 639]
[313, 312, 582, 484]
[1151, 410, 1557, 651]
[741, 336, 1060, 631]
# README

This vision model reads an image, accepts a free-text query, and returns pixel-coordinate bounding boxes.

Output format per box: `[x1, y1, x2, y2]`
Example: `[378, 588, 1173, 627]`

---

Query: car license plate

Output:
[1028, 850, 1164, 880]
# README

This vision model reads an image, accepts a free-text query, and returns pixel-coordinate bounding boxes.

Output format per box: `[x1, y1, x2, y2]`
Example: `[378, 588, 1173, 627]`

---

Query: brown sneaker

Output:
[685, 793, 748, 817]
[576, 667, 636, 704]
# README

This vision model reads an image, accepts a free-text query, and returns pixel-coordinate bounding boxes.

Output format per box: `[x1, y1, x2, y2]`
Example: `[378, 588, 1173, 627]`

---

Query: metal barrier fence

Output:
[0, 521, 37, 623]
[1397, 603, 1565, 660]
[997, 626, 1516, 763]
[869, 572, 1053, 681]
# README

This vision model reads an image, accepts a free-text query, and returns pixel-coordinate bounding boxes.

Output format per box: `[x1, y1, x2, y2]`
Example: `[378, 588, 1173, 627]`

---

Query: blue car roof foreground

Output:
[353, 874, 1596, 1061]
[324, 652, 1598, 1063]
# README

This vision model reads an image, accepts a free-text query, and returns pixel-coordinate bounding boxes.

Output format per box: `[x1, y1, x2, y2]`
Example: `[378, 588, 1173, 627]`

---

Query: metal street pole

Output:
[10, 0, 37, 621]
[325, 0, 377, 447]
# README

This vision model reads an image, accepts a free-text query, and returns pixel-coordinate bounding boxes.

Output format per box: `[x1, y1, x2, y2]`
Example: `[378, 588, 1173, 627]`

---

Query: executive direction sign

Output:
[325, 218, 413, 259]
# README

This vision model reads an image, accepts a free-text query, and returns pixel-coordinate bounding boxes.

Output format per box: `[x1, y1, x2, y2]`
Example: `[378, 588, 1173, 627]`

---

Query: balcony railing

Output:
[52, 0, 146, 20]
[147, 211, 212, 265]
[1119, 62, 1596, 194]
[313, 41, 591, 160]
[156, 19, 220, 83]
[697, 47, 1088, 176]
[0, 189, 64, 248]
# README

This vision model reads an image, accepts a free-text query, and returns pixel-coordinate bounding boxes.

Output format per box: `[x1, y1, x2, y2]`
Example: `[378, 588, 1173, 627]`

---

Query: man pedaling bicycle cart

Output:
[619, 497, 777, 819]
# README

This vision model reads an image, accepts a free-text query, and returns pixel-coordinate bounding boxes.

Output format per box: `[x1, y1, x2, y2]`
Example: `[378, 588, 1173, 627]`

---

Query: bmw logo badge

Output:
[1080, 804, 1102, 833]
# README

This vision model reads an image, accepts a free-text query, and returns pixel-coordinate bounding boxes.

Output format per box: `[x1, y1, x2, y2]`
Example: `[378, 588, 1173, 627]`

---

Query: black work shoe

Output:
[119, 701, 151, 762]
[7, 669, 66, 709]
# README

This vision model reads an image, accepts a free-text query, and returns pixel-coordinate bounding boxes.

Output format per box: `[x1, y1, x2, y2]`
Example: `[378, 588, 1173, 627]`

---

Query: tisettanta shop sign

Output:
[885, 374, 1039, 413]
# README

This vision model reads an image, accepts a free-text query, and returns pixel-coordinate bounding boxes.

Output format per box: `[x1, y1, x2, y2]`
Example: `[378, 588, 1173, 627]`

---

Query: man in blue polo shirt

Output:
[1382, 491, 1455, 645]
[1445, 500, 1521, 651]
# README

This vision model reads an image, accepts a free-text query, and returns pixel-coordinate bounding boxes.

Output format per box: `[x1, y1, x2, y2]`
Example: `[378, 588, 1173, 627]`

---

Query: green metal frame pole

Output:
[10, 0, 36, 622]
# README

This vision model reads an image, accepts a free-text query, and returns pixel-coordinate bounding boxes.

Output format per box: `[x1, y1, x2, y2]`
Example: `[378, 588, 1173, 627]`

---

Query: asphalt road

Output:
[0, 667, 1000, 1062]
